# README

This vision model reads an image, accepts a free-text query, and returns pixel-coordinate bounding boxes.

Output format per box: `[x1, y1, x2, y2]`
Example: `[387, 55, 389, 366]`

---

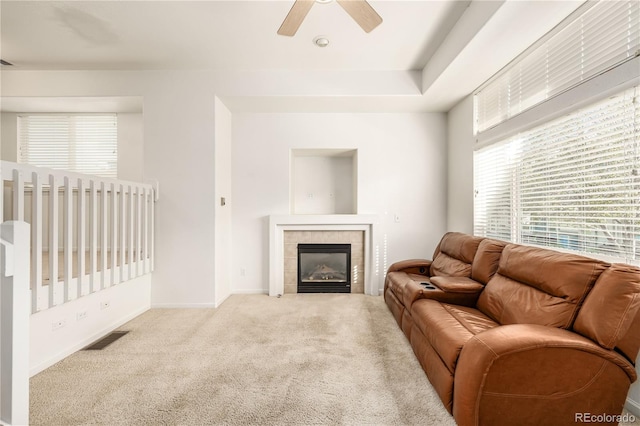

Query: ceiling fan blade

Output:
[336, 0, 382, 33]
[277, 0, 315, 37]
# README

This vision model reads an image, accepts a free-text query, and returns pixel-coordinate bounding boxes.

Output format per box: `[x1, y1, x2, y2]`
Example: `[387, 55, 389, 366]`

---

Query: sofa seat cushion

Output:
[412, 299, 499, 373]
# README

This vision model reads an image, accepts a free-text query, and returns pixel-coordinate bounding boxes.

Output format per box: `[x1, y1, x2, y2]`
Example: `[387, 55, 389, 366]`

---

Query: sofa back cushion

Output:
[574, 264, 640, 360]
[477, 244, 608, 328]
[471, 239, 507, 285]
[430, 232, 483, 277]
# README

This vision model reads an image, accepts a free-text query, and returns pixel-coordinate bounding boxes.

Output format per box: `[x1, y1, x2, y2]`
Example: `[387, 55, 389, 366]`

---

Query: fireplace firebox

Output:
[297, 243, 351, 293]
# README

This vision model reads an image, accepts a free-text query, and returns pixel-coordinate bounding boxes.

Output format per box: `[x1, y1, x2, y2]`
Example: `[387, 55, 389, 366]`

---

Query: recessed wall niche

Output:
[290, 149, 357, 214]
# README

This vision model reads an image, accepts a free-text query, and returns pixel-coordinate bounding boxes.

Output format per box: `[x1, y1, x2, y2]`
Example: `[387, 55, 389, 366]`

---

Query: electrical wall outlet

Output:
[100, 301, 111, 310]
[52, 319, 67, 331]
[76, 311, 88, 321]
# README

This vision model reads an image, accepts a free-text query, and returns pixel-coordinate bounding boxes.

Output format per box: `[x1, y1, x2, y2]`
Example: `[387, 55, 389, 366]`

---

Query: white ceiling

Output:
[1, 0, 468, 71]
[0, 0, 585, 112]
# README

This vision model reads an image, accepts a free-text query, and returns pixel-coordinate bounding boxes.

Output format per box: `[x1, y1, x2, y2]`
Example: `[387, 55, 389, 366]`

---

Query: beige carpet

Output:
[30, 294, 457, 425]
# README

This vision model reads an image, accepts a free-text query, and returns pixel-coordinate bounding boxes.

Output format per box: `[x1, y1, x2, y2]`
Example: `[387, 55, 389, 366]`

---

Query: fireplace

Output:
[298, 243, 351, 293]
[269, 215, 380, 296]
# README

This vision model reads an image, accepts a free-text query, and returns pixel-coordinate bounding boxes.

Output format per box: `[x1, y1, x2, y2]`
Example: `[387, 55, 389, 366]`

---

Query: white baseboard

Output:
[151, 303, 216, 308]
[232, 290, 380, 296]
[626, 397, 640, 417]
[232, 289, 269, 295]
[215, 291, 232, 308]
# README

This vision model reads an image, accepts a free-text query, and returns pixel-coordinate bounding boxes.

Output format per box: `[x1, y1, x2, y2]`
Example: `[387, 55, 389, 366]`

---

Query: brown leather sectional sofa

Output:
[384, 232, 640, 426]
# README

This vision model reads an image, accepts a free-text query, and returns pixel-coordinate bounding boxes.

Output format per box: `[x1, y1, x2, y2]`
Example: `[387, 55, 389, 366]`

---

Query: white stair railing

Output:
[1, 161, 157, 314]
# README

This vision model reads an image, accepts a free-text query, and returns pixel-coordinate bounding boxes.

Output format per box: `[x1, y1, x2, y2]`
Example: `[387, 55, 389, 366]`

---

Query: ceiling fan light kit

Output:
[277, 0, 382, 37]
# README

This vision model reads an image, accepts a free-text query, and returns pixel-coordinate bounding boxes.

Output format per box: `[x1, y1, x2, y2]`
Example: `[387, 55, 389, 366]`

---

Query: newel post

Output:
[1, 221, 30, 425]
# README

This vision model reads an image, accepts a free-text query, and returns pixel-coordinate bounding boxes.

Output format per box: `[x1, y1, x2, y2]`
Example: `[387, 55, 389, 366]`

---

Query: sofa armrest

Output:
[430, 276, 484, 293]
[453, 324, 636, 426]
[402, 276, 484, 309]
[387, 259, 432, 275]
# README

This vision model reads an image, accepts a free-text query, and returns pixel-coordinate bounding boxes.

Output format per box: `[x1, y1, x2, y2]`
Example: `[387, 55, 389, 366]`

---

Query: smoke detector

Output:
[313, 36, 330, 48]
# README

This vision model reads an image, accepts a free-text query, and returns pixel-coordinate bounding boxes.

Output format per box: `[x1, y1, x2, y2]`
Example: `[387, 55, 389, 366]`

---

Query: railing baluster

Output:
[110, 183, 117, 286]
[12, 170, 24, 222]
[151, 188, 155, 272]
[143, 188, 149, 274]
[89, 181, 97, 293]
[31, 172, 43, 313]
[48, 174, 59, 308]
[77, 179, 86, 297]
[0, 175, 4, 223]
[100, 182, 108, 289]
[128, 185, 134, 280]
[136, 187, 142, 277]
[64, 177, 73, 302]
[119, 184, 126, 284]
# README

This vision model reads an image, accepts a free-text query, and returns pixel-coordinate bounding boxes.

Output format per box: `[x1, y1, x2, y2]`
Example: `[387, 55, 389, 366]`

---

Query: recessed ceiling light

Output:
[313, 36, 330, 48]
[316, 0, 333, 4]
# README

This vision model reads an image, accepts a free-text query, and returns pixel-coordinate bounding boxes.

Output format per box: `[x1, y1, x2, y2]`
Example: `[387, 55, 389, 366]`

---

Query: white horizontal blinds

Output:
[73, 115, 118, 178]
[473, 140, 515, 242]
[19, 114, 118, 178]
[476, 0, 640, 133]
[475, 72, 510, 132]
[474, 86, 640, 264]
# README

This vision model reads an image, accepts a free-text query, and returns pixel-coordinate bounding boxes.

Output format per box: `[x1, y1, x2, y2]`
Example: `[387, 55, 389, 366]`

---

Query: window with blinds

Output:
[18, 114, 118, 178]
[475, 0, 640, 134]
[474, 86, 640, 265]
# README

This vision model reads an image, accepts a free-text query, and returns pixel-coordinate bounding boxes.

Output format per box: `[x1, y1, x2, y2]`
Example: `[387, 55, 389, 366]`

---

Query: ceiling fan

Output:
[277, 0, 383, 37]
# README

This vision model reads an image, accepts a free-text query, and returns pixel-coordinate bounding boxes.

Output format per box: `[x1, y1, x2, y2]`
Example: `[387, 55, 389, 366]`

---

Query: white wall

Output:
[214, 97, 232, 307]
[117, 113, 144, 182]
[232, 113, 447, 293]
[446, 95, 474, 233]
[0, 112, 18, 161]
[292, 156, 354, 214]
[141, 77, 217, 307]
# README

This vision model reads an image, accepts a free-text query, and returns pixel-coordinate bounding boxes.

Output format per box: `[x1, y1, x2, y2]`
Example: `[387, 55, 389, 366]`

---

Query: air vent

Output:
[0, 60, 14, 66]
[83, 331, 129, 350]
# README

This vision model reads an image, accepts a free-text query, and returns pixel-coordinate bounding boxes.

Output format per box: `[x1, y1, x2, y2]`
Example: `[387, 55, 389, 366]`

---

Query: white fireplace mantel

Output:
[268, 215, 381, 296]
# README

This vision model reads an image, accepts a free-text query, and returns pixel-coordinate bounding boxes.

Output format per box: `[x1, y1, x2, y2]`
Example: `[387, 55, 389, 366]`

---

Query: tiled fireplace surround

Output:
[284, 231, 365, 294]
[268, 215, 381, 296]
